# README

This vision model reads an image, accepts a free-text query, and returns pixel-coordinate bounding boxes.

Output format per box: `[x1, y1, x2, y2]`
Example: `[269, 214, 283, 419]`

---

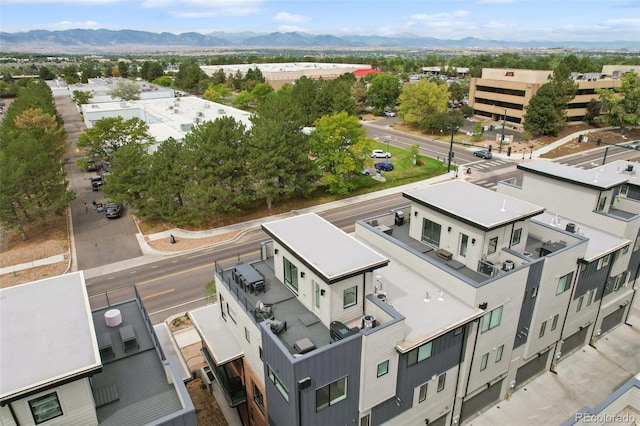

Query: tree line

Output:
[0, 80, 74, 239]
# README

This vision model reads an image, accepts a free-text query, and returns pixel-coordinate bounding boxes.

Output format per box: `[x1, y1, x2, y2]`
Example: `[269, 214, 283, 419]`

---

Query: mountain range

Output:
[0, 29, 637, 54]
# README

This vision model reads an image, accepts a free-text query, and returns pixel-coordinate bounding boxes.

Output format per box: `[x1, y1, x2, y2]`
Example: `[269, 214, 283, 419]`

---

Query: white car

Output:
[383, 110, 397, 117]
[627, 140, 640, 149]
[371, 149, 391, 158]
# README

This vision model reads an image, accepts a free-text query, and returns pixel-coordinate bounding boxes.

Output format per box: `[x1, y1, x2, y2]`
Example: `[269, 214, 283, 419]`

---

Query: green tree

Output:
[72, 90, 93, 106]
[140, 61, 165, 82]
[203, 83, 232, 102]
[398, 79, 449, 131]
[448, 81, 465, 102]
[118, 61, 130, 79]
[146, 137, 188, 223]
[152, 75, 173, 87]
[351, 79, 368, 112]
[102, 141, 150, 211]
[174, 61, 209, 94]
[247, 90, 316, 209]
[523, 84, 561, 136]
[309, 111, 373, 194]
[109, 80, 141, 101]
[38, 66, 55, 80]
[597, 71, 640, 132]
[367, 73, 402, 113]
[77, 117, 154, 165]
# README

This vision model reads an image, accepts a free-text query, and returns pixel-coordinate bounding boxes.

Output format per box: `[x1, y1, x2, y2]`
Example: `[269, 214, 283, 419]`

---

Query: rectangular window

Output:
[512, 228, 522, 246]
[220, 295, 226, 321]
[418, 383, 428, 403]
[480, 306, 503, 333]
[488, 236, 499, 254]
[597, 196, 607, 211]
[495, 345, 504, 363]
[408, 341, 433, 365]
[634, 235, 640, 252]
[460, 234, 469, 257]
[421, 218, 442, 248]
[227, 304, 236, 324]
[252, 383, 265, 414]
[454, 326, 463, 335]
[360, 414, 371, 426]
[314, 281, 320, 309]
[613, 274, 625, 291]
[623, 245, 630, 254]
[316, 376, 348, 412]
[437, 373, 446, 392]
[551, 314, 559, 331]
[377, 360, 389, 377]
[245, 327, 250, 343]
[29, 392, 63, 424]
[556, 272, 573, 295]
[586, 289, 595, 306]
[531, 286, 539, 299]
[283, 257, 299, 294]
[343, 286, 357, 309]
[539, 320, 547, 338]
[620, 185, 629, 196]
[576, 296, 584, 312]
[602, 254, 611, 267]
[268, 365, 289, 403]
[480, 353, 489, 371]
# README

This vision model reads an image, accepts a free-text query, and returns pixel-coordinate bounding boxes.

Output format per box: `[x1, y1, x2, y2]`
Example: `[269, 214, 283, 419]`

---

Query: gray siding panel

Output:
[576, 257, 612, 300]
[513, 260, 544, 349]
[263, 329, 362, 426]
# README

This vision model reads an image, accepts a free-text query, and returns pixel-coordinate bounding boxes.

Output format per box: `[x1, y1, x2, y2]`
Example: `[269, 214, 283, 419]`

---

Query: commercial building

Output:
[0, 272, 195, 426]
[189, 159, 639, 425]
[200, 62, 373, 90]
[468, 66, 640, 127]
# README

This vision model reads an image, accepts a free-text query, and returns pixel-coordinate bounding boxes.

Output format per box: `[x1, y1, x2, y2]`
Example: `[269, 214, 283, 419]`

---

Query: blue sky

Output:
[1, 0, 639, 42]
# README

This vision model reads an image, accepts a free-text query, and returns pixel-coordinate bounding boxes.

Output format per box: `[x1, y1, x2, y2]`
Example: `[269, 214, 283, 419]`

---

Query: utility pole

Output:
[448, 123, 455, 172]
[499, 108, 506, 153]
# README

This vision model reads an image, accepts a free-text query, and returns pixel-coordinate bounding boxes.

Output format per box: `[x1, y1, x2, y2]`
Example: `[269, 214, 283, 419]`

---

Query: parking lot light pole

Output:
[499, 108, 506, 153]
[448, 123, 455, 172]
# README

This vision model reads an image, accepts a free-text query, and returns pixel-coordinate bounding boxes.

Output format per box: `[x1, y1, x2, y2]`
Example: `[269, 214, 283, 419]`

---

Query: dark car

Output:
[474, 150, 493, 159]
[105, 203, 123, 219]
[90, 176, 104, 191]
[374, 162, 394, 172]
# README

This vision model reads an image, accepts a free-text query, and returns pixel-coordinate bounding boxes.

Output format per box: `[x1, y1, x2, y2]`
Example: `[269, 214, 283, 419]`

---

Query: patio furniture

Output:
[119, 325, 139, 352]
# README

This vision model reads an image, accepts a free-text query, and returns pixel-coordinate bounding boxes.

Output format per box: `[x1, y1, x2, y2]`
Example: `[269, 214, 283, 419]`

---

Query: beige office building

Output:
[468, 66, 639, 127]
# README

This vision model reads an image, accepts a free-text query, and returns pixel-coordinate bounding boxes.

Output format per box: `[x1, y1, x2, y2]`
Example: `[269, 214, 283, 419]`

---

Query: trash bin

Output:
[395, 211, 405, 226]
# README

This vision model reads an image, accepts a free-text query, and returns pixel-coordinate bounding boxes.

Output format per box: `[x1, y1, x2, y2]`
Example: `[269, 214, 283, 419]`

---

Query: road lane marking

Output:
[142, 288, 175, 300]
[135, 262, 214, 286]
[148, 296, 207, 316]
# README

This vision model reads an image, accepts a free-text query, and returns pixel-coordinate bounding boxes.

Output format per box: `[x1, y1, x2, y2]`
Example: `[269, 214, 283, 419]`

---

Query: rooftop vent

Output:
[627, 164, 634, 172]
[362, 314, 376, 330]
[566, 223, 576, 233]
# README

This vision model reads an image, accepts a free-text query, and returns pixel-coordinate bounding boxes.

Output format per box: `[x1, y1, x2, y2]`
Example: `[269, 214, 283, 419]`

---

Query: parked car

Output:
[474, 150, 493, 159]
[90, 176, 104, 191]
[627, 140, 640, 149]
[105, 203, 123, 219]
[383, 110, 397, 117]
[362, 167, 371, 176]
[371, 149, 391, 158]
[374, 162, 394, 172]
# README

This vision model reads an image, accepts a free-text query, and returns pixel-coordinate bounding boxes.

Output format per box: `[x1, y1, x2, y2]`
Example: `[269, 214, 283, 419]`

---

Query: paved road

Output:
[55, 95, 142, 270]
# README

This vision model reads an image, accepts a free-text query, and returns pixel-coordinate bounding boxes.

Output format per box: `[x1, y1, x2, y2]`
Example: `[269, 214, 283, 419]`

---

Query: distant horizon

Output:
[1, 0, 638, 44]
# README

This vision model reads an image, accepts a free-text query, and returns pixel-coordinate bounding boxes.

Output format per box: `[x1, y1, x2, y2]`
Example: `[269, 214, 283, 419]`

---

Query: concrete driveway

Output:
[55, 95, 143, 270]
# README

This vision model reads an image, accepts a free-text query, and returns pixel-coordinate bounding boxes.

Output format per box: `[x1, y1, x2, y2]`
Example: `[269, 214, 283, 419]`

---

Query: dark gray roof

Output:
[404, 180, 545, 232]
[517, 160, 628, 190]
[262, 213, 389, 283]
[0, 272, 101, 402]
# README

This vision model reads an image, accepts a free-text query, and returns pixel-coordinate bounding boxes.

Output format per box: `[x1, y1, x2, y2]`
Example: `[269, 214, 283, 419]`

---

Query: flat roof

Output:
[594, 159, 640, 187]
[534, 211, 629, 261]
[0, 272, 101, 402]
[262, 213, 390, 284]
[189, 304, 243, 365]
[517, 160, 628, 190]
[201, 62, 370, 76]
[404, 180, 545, 232]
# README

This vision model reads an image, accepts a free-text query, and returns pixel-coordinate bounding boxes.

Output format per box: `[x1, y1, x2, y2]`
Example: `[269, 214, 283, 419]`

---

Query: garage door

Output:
[515, 350, 550, 387]
[460, 379, 503, 424]
[560, 327, 589, 359]
[428, 414, 448, 426]
[601, 305, 626, 335]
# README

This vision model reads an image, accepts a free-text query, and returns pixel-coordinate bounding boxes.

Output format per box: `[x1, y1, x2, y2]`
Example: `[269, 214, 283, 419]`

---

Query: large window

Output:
[556, 272, 573, 295]
[316, 377, 348, 411]
[29, 392, 63, 424]
[408, 341, 433, 366]
[421, 218, 442, 247]
[459, 234, 469, 257]
[488, 236, 499, 254]
[343, 286, 357, 309]
[283, 257, 299, 294]
[512, 228, 522, 246]
[268, 365, 289, 403]
[480, 306, 503, 333]
[252, 383, 265, 414]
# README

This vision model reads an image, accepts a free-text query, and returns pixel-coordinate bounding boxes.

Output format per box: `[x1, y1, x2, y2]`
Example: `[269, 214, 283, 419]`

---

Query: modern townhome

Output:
[0, 272, 195, 426]
[468, 65, 640, 126]
[188, 173, 638, 425]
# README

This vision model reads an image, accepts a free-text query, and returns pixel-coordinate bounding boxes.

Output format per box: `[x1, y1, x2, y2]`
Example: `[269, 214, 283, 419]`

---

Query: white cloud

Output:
[141, 0, 265, 18]
[277, 25, 307, 32]
[1, 0, 119, 3]
[273, 12, 309, 24]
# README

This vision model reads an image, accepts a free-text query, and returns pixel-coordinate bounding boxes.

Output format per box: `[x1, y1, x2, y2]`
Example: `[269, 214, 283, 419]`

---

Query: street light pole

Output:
[499, 108, 506, 153]
[448, 123, 455, 172]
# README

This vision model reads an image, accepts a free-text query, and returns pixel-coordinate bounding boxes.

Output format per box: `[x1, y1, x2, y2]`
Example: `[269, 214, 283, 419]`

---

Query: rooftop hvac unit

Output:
[502, 260, 515, 271]
[194, 117, 200, 123]
[174, 109, 179, 113]
[199, 366, 214, 393]
[566, 223, 576, 233]
[180, 123, 192, 132]
[627, 164, 634, 172]
[217, 109, 225, 114]
[362, 314, 376, 330]
[198, 111, 204, 117]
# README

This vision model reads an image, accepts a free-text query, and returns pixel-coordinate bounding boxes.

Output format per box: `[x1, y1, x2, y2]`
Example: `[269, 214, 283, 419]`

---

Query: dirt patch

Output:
[147, 230, 242, 252]
[187, 378, 229, 426]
